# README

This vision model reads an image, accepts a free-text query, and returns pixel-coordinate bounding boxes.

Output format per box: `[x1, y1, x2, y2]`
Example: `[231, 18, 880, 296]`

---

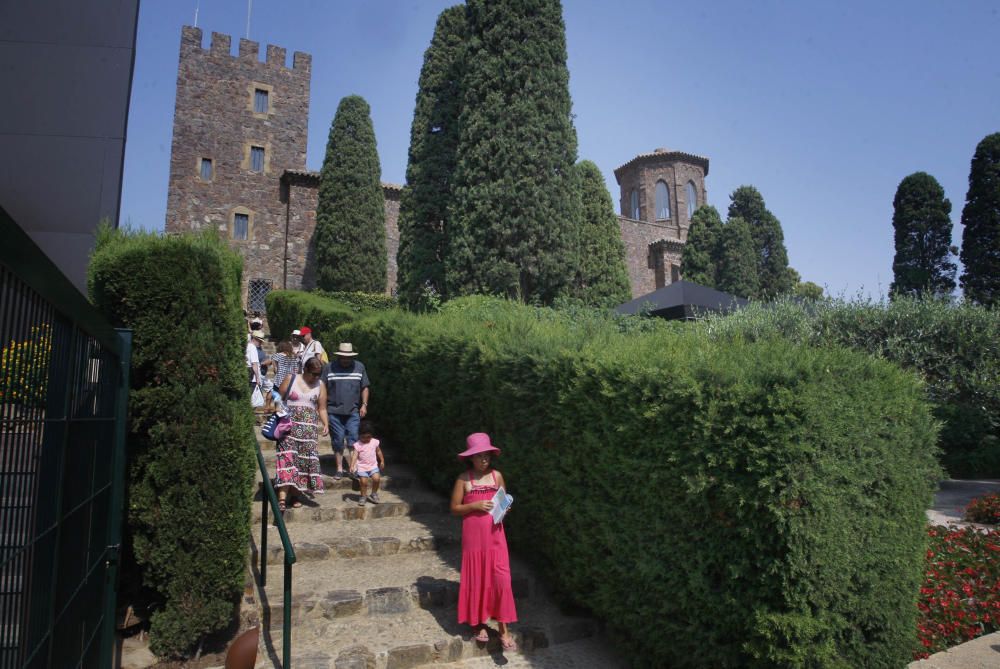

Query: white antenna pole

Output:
[246, 0, 253, 39]
[193, 0, 200, 27]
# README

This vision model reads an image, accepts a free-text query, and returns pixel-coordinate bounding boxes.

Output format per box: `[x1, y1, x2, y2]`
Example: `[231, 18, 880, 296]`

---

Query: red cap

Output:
[299, 326, 312, 336]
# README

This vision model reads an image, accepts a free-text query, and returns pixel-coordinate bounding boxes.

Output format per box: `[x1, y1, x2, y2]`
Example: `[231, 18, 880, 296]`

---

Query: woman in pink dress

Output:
[450, 432, 517, 650]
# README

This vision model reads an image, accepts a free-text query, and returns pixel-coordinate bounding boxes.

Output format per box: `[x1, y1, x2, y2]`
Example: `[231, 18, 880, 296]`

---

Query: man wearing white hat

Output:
[246, 330, 265, 391]
[322, 342, 370, 479]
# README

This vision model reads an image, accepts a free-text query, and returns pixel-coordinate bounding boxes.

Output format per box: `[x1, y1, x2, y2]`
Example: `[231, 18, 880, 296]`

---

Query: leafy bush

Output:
[338, 296, 940, 668]
[88, 228, 255, 657]
[916, 525, 1000, 657]
[264, 290, 356, 344]
[0, 323, 51, 408]
[313, 290, 397, 313]
[696, 296, 1000, 477]
[964, 493, 1000, 524]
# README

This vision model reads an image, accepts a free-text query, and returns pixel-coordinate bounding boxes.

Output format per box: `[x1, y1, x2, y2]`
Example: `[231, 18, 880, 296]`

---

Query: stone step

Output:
[259, 547, 533, 622]
[256, 513, 462, 564]
[445, 637, 627, 668]
[262, 592, 600, 669]
[252, 485, 449, 525]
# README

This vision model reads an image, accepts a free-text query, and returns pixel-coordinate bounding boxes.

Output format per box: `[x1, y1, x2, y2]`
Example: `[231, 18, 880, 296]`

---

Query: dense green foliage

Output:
[728, 186, 795, 298]
[314, 95, 387, 293]
[794, 281, 825, 300]
[574, 160, 631, 305]
[716, 216, 759, 298]
[445, 0, 580, 304]
[88, 229, 255, 657]
[696, 297, 1000, 477]
[680, 205, 722, 286]
[337, 296, 939, 668]
[890, 172, 956, 298]
[264, 290, 357, 344]
[396, 5, 466, 309]
[314, 290, 397, 314]
[959, 132, 1000, 306]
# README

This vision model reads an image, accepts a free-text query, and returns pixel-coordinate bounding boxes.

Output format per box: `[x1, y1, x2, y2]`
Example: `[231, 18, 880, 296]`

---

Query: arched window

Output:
[655, 181, 670, 220]
[686, 181, 698, 219]
[630, 190, 639, 219]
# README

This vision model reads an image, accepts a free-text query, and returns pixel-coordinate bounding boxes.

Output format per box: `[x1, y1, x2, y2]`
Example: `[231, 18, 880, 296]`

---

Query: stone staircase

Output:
[251, 430, 625, 668]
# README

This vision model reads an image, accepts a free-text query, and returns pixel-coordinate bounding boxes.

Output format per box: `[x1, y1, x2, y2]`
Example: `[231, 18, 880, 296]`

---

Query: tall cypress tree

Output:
[574, 160, 631, 305]
[396, 6, 466, 308]
[728, 186, 794, 298]
[445, 0, 580, 304]
[889, 172, 956, 298]
[681, 205, 723, 287]
[715, 217, 759, 299]
[959, 132, 1000, 306]
[314, 95, 387, 293]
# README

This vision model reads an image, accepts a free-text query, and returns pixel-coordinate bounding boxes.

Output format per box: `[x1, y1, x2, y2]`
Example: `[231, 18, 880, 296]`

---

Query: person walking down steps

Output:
[349, 420, 385, 507]
[450, 433, 518, 651]
[322, 342, 370, 479]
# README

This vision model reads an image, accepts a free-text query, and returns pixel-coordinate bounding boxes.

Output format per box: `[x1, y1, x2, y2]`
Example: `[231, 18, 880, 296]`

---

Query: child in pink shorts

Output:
[350, 420, 385, 506]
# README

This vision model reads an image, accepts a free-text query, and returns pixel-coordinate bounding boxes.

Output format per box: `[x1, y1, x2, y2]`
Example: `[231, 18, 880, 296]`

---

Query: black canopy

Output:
[615, 280, 749, 320]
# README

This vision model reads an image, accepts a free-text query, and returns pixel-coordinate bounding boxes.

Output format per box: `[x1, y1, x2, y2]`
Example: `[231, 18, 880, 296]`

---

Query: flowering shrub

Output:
[0, 324, 51, 408]
[915, 525, 1000, 658]
[964, 493, 1000, 525]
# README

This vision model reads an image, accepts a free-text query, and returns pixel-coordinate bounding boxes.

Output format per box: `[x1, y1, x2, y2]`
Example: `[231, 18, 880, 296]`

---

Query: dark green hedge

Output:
[313, 290, 398, 313]
[88, 229, 255, 657]
[695, 297, 1000, 477]
[338, 296, 940, 668]
[264, 290, 355, 343]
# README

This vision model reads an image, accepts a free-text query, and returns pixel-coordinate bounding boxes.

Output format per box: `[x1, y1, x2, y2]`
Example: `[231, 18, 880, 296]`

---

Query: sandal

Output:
[277, 499, 287, 513]
[500, 634, 516, 651]
[474, 628, 489, 643]
[291, 499, 303, 508]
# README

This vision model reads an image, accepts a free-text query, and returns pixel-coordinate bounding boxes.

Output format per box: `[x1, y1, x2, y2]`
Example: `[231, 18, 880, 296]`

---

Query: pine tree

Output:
[715, 217, 759, 298]
[680, 205, 723, 287]
[890, 172, 956, 298]
[959, 132, 1000, 306]
[445, 0, 580, 304]
[314, 95, 387, 293]
[727, 186, 794, 298]
[574, 160, 631, 305]
[396, 5, 466, 309]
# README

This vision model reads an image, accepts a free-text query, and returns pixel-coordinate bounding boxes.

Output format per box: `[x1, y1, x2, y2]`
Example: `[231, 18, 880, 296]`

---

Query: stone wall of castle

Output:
[164, 26, 311, 300]
[283, 173, 400, 294]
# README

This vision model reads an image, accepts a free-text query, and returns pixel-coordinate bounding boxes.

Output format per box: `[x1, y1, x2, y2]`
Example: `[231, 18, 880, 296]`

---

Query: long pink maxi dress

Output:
[457, 470, 517, 626]
[273, 377, 324, 495]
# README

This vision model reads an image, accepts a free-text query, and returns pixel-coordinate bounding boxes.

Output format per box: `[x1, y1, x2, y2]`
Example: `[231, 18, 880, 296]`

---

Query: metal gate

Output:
[0, 209, 130, 668]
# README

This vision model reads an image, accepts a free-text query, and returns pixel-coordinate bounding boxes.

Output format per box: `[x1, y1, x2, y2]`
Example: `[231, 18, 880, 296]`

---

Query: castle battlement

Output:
[180, 25, 311, 72]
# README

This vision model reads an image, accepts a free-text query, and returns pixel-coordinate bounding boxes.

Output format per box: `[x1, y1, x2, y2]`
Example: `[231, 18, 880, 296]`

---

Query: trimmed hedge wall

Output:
[695, 297, 1000, 477]
[264, 290, 355, 343]
[338, 296, 940, 668]
[88, 229, 255, 657]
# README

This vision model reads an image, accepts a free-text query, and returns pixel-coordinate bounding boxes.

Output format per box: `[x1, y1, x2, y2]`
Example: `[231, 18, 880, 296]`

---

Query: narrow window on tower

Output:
[250, 146, 265, 173]
[199, 158, 213, 181]
[233, 213, 249, 240]
[655, 181, 671, 220]
[630, 190, 639, 219]
[686, 181, 698, 219]
[254, 88, 269, 114]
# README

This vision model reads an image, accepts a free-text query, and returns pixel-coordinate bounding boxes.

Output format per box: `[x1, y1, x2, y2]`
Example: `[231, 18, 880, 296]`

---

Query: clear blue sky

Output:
[120, 0, 1000, 298]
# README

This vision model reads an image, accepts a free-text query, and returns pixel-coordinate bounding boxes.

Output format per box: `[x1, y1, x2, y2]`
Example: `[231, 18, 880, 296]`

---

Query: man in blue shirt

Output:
[323, 342, 370, 479]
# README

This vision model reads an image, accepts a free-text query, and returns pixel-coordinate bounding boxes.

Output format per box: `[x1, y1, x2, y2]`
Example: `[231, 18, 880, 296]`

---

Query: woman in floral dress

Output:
[275, 356, 328, 509]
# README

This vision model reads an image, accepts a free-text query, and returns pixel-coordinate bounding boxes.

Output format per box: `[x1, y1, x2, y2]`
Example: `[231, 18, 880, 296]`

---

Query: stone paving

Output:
[251, 431, 627, 668]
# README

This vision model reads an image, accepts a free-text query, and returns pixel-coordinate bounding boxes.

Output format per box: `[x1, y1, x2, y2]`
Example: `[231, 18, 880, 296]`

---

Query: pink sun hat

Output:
[457, 432, 501, 459]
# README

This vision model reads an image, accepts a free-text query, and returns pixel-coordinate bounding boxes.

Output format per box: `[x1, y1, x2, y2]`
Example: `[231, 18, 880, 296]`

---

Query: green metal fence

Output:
[0, 208, 130, 668]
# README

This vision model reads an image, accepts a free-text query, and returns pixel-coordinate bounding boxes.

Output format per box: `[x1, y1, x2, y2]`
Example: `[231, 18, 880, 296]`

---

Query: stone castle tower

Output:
[164, 27, 704, 307]
[615, 148, 709, 296]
